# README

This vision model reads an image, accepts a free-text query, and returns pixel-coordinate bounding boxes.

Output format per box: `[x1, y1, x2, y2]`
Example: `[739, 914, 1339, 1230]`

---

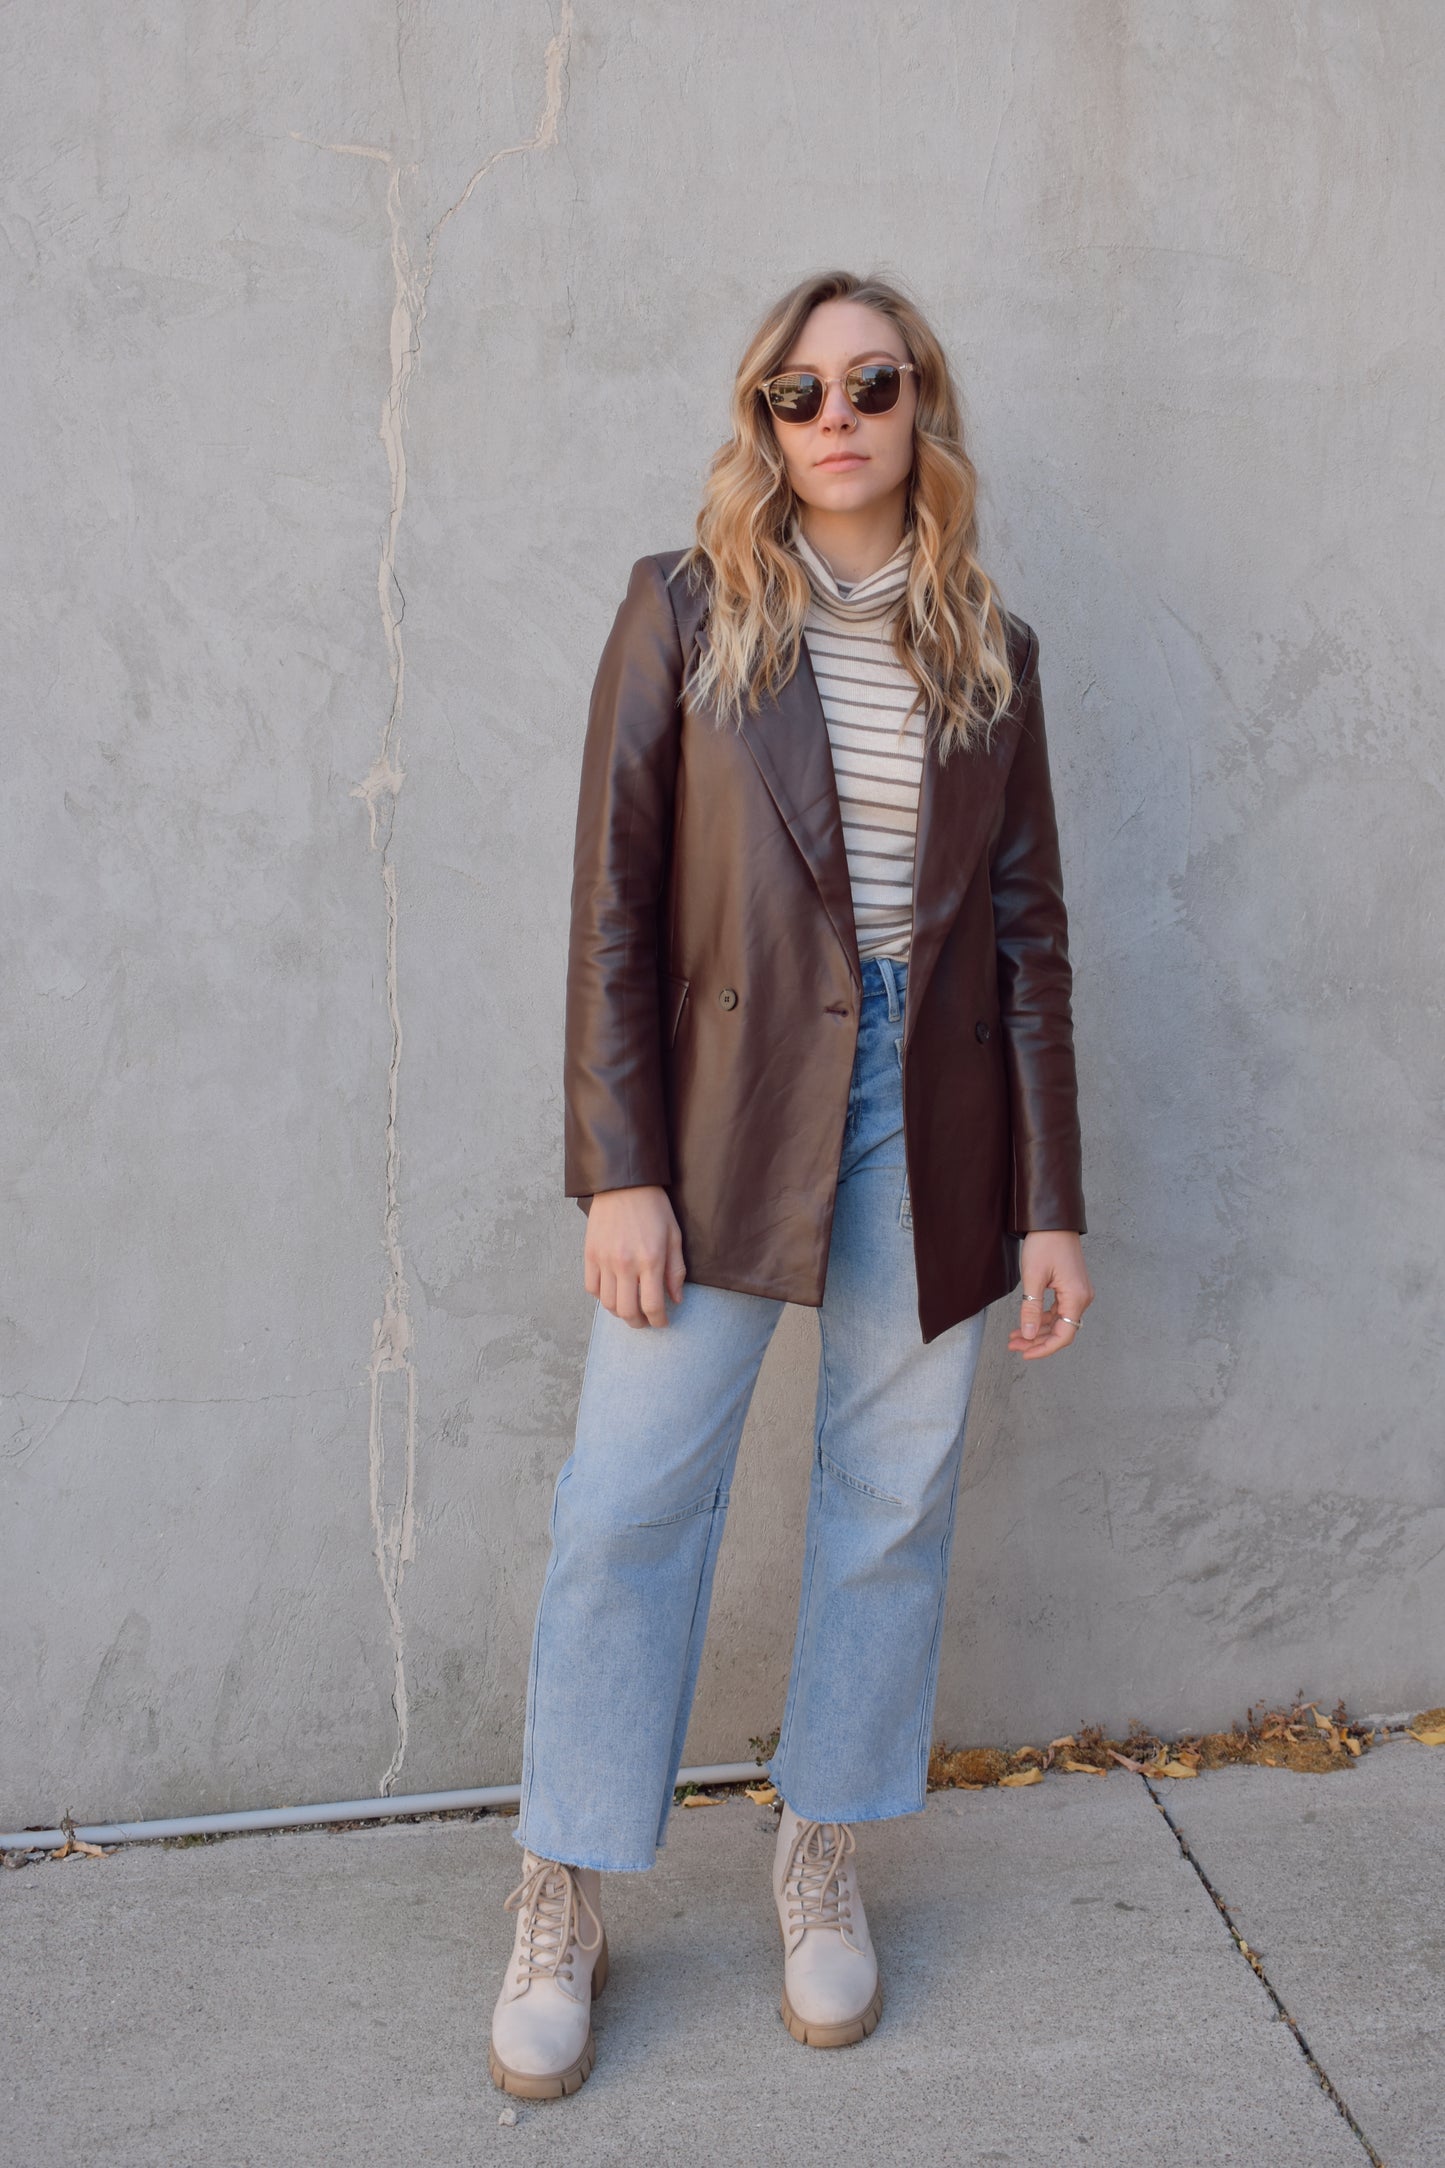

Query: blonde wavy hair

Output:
[677, 268, 1017, 763]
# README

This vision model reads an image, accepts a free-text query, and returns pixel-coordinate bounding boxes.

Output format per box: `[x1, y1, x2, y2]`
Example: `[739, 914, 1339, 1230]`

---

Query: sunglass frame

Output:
[759, 361, 919, 424]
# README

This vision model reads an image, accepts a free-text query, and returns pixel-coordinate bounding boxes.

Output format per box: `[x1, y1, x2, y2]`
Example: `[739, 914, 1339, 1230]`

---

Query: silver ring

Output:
[1021, 1292, 1043, 1302]
[1057, 1314, 1082, 1329]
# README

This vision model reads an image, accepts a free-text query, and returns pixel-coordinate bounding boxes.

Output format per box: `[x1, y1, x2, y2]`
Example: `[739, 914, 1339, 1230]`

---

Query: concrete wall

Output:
[4, 1, 1441, 1826]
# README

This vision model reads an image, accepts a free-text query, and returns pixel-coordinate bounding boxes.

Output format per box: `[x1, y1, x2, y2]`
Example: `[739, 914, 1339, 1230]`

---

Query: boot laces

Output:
[783, 1818, 861, 1946]
[502, 1853, 602, 1986]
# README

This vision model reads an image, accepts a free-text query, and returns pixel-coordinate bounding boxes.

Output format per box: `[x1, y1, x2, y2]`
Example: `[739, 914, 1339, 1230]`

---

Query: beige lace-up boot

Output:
[489, 1850, 609, 2098]
[772, 1801, 883, 2046]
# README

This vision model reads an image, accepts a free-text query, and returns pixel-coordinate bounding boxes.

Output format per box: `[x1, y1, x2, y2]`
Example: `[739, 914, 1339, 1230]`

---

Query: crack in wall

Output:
[291, 3, 572, 1795]
[3, 1320, 97, 1465]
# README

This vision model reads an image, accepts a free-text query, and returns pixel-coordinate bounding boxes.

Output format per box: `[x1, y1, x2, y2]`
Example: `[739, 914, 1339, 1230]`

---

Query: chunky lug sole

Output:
[777, 1917, 883, 2047]
[488, 1933, 610, 2100]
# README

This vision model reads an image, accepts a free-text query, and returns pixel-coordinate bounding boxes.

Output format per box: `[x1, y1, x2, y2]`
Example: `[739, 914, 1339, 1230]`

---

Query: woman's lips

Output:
[816, 454, 866, 468]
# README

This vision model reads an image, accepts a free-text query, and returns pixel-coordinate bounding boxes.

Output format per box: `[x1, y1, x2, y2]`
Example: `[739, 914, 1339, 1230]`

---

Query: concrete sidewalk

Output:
[3, 1731, 1440, 2167]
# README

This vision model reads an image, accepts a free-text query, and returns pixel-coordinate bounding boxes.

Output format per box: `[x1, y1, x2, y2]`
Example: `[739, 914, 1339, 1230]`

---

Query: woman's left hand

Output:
[1007, 1231, 1093, 1359]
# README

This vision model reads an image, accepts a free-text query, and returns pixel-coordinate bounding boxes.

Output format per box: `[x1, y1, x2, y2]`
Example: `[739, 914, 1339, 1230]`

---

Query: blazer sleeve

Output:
[563, 553, 685, 1207]
[989, 626, 1088, 1239]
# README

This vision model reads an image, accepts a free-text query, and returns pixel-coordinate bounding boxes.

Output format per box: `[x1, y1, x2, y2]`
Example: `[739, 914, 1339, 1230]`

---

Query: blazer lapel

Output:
[735, 643, 1023, 1035]
[668, 558, 861, 986]
[734, 636, 861, 991]
[667, 550, 1022, 1027]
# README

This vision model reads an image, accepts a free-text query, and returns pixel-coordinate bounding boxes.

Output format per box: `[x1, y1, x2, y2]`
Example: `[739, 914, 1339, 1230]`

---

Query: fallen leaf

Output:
[999, 1767, 1043, 1787]
[1408, 1723, 1445, 1747]
[744, 1785, 778, 1806]
[1059, 1757, 1107, 1776]
[681, 1792, 719, 1808]
[1156, 1759, 1200, 1779]
[51, 1832, 107, 1861]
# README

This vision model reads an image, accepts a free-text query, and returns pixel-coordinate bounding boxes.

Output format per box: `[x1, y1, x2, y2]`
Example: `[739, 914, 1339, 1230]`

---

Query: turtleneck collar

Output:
[788, 518, 914, 622]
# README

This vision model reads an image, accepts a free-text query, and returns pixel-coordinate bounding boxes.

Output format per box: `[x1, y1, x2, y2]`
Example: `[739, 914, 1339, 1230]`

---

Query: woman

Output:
[490, 269, 1094, 2099]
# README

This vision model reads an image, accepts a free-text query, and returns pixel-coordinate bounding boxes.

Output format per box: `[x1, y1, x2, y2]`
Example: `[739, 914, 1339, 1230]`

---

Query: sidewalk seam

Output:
[1141, 1774, 1384, 2167]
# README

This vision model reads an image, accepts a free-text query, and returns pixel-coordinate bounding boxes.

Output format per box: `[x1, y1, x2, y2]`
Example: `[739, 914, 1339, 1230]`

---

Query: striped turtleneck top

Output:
[790, 520, 924, 964]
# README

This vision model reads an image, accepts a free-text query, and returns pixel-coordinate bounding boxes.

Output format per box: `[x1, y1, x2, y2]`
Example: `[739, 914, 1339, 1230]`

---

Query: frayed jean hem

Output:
[512, 1819, 661, 1875]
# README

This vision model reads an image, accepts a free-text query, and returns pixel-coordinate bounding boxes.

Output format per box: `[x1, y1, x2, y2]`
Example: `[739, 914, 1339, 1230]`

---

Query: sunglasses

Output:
[760, 360, 919, 425]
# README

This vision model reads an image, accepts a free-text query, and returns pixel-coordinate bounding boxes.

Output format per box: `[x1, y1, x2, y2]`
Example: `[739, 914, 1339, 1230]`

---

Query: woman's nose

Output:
[819, 385, 856, 428]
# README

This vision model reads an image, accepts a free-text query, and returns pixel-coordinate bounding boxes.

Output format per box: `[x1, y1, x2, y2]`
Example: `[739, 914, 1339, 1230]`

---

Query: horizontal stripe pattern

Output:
[789, 522, 923, 964]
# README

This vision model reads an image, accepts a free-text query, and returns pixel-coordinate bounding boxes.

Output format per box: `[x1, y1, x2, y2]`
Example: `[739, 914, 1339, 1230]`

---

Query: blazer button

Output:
[975, 1018, 991, 1041]
[718, 987, 738, 1010]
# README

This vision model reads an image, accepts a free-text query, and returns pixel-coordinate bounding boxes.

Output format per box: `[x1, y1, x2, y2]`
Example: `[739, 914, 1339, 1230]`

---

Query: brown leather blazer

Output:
[563, 549, 1087, 1344]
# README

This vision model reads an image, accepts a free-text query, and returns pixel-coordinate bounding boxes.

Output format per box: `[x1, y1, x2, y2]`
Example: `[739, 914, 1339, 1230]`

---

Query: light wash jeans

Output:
[517, 954, 989, 1872]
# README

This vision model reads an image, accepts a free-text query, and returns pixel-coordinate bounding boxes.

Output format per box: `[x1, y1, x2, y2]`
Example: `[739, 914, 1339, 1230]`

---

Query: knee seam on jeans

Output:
[819, 1446, 907, 1508]
[631, 1481, 731, 1530]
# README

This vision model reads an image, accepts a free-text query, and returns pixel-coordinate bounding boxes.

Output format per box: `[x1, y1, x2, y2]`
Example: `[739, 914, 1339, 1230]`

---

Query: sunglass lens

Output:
[766, 373, 823, 423]
[848, 363, 903, 414]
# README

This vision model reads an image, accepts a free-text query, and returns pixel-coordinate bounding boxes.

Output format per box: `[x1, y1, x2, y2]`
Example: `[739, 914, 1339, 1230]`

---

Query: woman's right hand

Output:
[584, 1185, 686, 1327]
